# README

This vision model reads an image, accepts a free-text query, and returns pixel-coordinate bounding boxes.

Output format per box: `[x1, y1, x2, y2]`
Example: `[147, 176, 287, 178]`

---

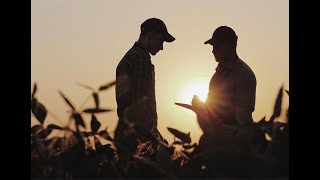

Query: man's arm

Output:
[126, 57, 155, 129]
[131, 58, 150, 102]
[191, 95, 225, 134]
[234, 69, 257, 147]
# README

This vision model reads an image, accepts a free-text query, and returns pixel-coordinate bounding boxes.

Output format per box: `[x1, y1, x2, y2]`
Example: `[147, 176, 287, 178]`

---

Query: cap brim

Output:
[164, 33, 175, 42]
[204, 38, 214, 45]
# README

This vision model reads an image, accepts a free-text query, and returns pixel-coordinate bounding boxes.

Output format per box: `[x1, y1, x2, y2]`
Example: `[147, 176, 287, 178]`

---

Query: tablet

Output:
[174, 102, 195, 111]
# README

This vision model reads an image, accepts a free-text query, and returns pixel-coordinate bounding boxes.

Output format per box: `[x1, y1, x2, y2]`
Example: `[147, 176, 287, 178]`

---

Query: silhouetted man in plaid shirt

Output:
[114, 18, 175, 156]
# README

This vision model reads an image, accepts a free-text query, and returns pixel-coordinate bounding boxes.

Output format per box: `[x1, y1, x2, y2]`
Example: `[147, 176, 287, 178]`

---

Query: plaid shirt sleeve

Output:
[116, 50, 157, 130]
[130, 57, 151, 103]
[130, 57, 157, 129]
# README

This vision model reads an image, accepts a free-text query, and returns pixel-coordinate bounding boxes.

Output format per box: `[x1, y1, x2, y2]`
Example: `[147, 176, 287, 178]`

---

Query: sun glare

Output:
[179, 78, 209, 103]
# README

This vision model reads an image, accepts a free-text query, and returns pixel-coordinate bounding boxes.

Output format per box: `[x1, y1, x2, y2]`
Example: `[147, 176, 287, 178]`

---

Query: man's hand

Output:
[191, 95, 209, 119]
[191, 95, 213, 133]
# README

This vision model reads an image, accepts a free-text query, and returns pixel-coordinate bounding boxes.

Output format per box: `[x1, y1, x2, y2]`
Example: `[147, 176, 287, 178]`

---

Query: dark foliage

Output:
[31, 82, 289, 179]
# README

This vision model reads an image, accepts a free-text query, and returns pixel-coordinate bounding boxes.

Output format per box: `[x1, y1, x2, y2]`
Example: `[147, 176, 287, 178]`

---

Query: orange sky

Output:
[31, 0, 289, 144]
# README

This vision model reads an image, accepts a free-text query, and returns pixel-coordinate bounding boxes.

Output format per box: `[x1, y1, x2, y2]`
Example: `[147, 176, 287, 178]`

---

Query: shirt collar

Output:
[215, 57, 238, 72]
[134, 41, 151, 59]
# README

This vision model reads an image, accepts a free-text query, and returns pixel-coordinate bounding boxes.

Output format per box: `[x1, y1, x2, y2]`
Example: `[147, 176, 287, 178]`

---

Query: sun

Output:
[178, 78, 209, 103]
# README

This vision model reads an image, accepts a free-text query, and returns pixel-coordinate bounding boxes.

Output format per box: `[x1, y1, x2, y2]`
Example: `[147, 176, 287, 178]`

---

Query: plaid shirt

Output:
[116, 42, 157, 130]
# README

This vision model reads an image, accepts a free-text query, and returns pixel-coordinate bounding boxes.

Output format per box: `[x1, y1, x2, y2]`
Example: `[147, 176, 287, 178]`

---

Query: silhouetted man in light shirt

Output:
[192, 26, 257, 153]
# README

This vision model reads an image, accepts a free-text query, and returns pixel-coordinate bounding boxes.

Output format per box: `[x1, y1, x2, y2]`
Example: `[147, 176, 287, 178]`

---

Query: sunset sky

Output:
[31, 0, 289, 144]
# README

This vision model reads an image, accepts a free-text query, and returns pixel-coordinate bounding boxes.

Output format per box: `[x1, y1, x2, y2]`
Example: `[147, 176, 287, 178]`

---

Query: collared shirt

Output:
[206, 57, 256, 126]
[116, 42, 157, 130]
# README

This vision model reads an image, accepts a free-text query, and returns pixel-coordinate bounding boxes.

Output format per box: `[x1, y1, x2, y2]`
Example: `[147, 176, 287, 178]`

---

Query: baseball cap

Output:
[204, 26, 238, 45]
[141, 18, 175, 42]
